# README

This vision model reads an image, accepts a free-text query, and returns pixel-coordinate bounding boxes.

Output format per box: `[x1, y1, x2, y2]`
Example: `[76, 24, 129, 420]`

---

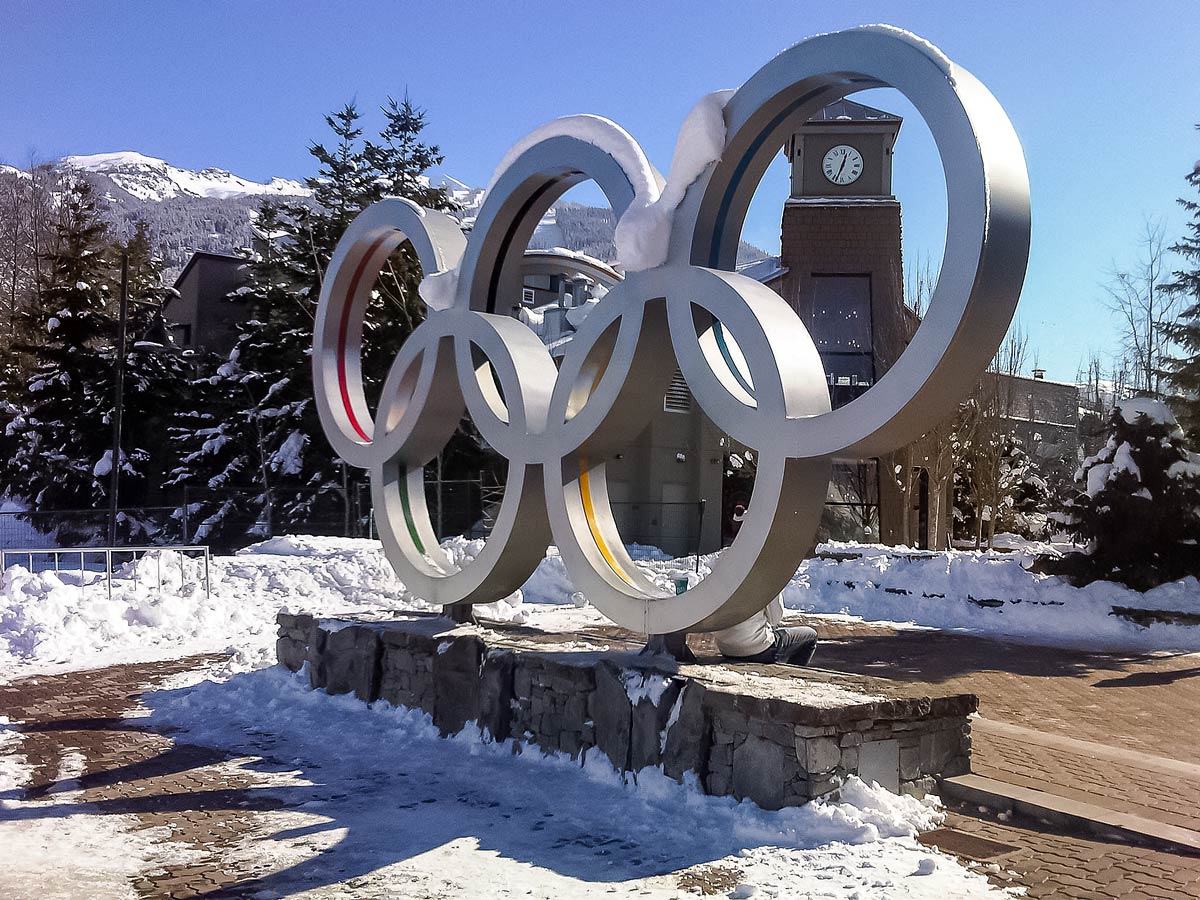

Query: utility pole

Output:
[107, 253, 129, 546]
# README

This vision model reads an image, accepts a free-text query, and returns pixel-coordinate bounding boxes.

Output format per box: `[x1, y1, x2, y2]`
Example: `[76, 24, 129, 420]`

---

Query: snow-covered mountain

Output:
[61, 151, 309, 203]
[9, 152, 763, 277]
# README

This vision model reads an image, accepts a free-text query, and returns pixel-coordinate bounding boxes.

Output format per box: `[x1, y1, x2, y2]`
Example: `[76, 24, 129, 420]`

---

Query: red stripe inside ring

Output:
[337, 231, 396, 442]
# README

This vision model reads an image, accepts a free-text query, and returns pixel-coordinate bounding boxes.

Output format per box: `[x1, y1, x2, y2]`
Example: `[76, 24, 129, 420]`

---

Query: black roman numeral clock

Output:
[822, 144, 864, 185]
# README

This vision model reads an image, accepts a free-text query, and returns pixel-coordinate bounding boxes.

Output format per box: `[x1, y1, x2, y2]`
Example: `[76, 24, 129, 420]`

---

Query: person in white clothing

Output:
[712, 501, 818, 665]
[712, 594, 819, 665]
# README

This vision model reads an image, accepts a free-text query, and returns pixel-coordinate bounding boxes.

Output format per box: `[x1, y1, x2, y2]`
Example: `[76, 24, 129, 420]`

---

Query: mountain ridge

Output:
[62, 151, 310, 203]
[28, 152, 766, 276]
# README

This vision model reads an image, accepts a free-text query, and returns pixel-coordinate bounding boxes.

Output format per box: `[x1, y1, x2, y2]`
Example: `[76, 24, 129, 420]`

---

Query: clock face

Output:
[822, 144, 863, 185]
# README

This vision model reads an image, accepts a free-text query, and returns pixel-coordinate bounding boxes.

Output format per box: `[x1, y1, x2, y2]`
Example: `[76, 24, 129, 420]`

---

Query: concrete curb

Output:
[940, 772, 1200, 854]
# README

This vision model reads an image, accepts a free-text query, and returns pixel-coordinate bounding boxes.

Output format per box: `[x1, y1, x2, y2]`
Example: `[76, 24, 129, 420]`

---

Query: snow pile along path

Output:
[0, 536, 524, 680]
[138, 664, 1005, 899]
[783, 542, 1200, 652]
[4, 534, 1200, 680]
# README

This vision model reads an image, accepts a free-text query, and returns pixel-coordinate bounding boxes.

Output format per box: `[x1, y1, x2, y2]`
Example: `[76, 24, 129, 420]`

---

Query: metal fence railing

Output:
[610, 500, 707, 569]
[0, 487, 709, 567]
[0, 507, 183, 550]
[0, 545, 212, 601]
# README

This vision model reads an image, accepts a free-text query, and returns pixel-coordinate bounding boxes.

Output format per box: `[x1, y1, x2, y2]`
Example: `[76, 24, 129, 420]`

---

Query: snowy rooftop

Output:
[808, 98, 902, 123]
[736, 256, 788, 284]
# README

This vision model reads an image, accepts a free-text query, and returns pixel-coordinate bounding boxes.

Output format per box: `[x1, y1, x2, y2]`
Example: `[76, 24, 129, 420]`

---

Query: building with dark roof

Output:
[166, 251, 250, 355]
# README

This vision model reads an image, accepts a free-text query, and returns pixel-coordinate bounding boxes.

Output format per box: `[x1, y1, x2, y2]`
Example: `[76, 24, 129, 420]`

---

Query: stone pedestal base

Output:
[276, 612, 976, 810]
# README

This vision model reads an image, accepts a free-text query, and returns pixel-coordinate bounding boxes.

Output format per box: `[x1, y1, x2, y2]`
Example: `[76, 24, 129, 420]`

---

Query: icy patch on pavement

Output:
[140, 664, 1006, 899]
[0, 714, 31, 808]
[0, 715, 201, 900]
[0, 814, 197, 900]
[45, 749, 86, 795]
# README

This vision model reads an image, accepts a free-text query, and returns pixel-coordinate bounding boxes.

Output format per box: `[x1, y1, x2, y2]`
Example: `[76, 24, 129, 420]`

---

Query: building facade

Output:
[774, 99, 951, 548]
[166, 251, 249, 355]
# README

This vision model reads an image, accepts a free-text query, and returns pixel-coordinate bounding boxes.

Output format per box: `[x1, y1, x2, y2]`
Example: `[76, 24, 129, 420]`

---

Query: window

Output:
[810, 275, 874, 408]
[664, 368, 692, 413]
[521, 287, 536, 305]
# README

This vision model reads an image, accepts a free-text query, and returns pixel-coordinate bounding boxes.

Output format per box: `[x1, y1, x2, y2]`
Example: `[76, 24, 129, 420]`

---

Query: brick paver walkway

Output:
[930, 806, 1200, 899]
[0, 658, 274, 898]
[578, 616, 1200, 899]
[794, 616, 1200, 899]
[795, 619, 1200, 758]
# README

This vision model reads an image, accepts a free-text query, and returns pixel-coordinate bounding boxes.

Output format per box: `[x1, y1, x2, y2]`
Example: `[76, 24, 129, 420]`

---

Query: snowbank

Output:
[522, 540, 1200, 652]
[0, 536, 524, 681]
[3, 534, 1198, 681]
[784, 543, 1200, 651]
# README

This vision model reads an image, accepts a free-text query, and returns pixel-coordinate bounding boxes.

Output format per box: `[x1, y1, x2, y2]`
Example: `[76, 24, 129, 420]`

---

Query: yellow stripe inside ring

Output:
[578, 454, 638, 587]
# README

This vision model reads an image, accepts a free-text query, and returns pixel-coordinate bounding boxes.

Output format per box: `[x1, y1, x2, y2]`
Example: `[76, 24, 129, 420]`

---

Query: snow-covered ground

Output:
[0, 662, 1009, 899]
[3, 534, 1197, 683]
[2, 533, 1195, 897]
[783, 540, 1200, 651]
[0, 714, 204, 900]
[129, 663, 1005, 899]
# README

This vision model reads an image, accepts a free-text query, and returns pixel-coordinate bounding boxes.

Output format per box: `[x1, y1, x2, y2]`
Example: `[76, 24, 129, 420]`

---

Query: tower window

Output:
[810, 275, 875, 408]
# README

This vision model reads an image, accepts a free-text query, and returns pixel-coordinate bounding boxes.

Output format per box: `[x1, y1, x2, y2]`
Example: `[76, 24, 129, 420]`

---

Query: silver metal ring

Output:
[313, 27, 1030, 633]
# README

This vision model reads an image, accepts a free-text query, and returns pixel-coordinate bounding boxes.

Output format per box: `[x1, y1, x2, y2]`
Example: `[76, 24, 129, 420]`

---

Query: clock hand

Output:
[836, 154, 847, 180]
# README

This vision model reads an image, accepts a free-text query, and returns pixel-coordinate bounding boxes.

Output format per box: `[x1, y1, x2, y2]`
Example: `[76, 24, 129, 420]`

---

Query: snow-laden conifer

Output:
[0, 184, 190, 542]
[1057, 397, 1200, 588]
[168, 98, 465, 546]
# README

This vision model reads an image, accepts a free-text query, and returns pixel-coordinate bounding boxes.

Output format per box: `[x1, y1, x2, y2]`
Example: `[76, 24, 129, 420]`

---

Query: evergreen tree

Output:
[1058, 397, 1200, 589]
[170, 97, 467, 546]
[998, 437, 1052, 539]
[0, 179, 119, 525]
[115, 222, 194, 517]
[1160, 134, 1200, 441]
[0, 188, 191, 541]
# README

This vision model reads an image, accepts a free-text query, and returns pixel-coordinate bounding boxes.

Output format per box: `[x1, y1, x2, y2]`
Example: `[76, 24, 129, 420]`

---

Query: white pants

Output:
[713, 594, 784, 657]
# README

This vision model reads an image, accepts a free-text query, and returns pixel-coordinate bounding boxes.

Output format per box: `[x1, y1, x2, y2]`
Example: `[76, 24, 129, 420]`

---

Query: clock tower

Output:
[773, 99, 937, 547]
[785, 97, 901, 199]
[779, 98, 904, 409]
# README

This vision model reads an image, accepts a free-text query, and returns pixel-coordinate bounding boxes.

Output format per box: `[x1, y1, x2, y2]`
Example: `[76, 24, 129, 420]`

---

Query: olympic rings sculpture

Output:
[313, 27, 1030, 635]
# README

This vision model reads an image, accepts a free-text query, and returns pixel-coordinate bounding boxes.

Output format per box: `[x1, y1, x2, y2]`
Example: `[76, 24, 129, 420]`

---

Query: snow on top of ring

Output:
[484, 114, 664, 200]
[793, 25, 956, 86]
[615, 90, 735, 272]
[851, 25, 954, 77]
[419, 268, 458, 312]
[422, 115, 665, 309]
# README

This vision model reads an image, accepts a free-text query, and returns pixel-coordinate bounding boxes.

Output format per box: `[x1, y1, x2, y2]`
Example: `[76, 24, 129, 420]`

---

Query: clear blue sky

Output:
[3, 0, 1197, 382]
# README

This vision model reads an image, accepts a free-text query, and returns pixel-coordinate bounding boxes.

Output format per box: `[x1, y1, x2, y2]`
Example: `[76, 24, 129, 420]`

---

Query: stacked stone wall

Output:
[277, 613, 974, 810]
